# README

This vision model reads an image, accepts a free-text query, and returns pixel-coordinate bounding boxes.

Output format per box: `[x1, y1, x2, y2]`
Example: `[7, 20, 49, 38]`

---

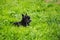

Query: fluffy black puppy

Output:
[12, 14, 31, 26]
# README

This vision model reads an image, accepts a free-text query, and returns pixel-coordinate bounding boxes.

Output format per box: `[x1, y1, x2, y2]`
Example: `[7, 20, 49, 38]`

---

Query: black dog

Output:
[12, 14, 31, 26]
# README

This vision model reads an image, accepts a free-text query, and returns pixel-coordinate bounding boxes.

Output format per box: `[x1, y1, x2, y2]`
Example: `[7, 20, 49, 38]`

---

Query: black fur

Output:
[12, 14, 31, 26]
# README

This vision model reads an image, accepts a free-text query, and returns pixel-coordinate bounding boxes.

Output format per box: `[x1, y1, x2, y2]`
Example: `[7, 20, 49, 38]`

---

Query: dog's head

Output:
[21, 14, 31, 26]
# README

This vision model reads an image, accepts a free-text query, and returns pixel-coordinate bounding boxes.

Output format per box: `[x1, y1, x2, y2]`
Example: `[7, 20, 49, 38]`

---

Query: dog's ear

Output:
[22, 14, 24, 17]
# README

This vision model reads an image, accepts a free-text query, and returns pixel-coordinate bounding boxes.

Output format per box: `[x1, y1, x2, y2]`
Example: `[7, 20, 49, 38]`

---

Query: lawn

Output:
[0, 0, 60, 40]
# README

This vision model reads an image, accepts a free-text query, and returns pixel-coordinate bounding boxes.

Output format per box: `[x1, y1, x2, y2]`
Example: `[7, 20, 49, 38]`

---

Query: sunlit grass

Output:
[0, 0, 60, 40]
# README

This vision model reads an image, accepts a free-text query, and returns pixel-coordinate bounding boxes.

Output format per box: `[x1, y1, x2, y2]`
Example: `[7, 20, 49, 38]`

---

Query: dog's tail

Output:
[10, 21, 21, 26]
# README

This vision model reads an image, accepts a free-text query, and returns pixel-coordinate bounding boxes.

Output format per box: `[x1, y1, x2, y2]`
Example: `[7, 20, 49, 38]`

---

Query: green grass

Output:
[0, 0, 60, 40]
